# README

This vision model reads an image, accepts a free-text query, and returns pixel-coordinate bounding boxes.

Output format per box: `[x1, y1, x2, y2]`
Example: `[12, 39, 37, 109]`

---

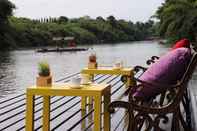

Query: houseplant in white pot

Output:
[36, 61, 52, 87]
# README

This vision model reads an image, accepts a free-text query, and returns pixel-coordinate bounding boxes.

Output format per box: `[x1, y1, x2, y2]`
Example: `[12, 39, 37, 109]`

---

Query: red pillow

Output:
[172, 38, 190, 50]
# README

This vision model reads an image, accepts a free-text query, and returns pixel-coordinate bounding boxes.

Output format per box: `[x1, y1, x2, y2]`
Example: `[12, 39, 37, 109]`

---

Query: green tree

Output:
[107, 15, 117, 28]
[117, 20, 135, 40]
[5, 14, 156, 48]
[0, 0, 15, 50]
[0, 0, 15, 25]
[58, 16, 69, 24]
[156, 0, 197, 44]
[96, 16, 105, 22]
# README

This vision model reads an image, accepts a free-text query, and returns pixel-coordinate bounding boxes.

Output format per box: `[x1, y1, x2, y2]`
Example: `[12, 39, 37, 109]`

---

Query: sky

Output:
[11, 0, 164, 22]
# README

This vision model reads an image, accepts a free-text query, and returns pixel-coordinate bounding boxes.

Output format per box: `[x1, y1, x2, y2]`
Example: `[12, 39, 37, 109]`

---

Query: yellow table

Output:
[26, 83, 111, 131]
[81, 67, 135, 87]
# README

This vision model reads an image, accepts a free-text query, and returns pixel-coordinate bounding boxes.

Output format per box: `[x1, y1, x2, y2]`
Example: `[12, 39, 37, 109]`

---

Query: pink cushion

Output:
[134, 48, 191, 99]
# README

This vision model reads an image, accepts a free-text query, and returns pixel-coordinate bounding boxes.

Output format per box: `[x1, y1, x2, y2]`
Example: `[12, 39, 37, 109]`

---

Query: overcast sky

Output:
[11, 0, 164, 22]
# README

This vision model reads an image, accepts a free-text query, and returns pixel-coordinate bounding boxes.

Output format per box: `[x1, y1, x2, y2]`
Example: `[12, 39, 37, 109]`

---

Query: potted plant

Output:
[36, 61, 52, 87]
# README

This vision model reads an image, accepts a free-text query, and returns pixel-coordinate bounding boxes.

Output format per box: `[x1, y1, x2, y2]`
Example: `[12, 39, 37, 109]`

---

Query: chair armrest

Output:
[129, 98, 178, 115]
[108, 99, 178, 117]
[151, 56, 160, 60]
[129, 78, 182, 108]
[146, 59, 156, 65]
[146, 56, 160, 65]
[133, 65, 147, 73]
[108, 101, 132, 113]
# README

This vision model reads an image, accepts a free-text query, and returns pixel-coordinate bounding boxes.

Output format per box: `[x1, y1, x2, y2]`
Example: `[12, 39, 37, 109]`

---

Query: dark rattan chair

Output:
[109, 51, 197, 131]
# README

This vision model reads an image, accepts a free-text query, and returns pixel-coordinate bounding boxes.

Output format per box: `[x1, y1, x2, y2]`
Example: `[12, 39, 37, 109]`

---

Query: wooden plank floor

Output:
[0, 72, 196, 131]
[0, 73, 129, 131]
[189, 75, 197, 131]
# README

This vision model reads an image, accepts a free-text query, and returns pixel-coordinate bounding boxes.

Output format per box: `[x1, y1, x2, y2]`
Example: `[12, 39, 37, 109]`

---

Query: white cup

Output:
[70, 77, 81, 86]
[80, 74, 91, 84]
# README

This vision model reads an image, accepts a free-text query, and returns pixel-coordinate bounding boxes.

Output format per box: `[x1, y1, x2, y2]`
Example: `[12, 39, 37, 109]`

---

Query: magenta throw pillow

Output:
[133, 48, 191, 99]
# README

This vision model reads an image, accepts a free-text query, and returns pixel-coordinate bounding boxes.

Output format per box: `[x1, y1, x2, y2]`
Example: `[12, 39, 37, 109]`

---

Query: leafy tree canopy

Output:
[155, 0, 197, 44]
[0, 0, 15, 25]
[0, 0, 15, 50]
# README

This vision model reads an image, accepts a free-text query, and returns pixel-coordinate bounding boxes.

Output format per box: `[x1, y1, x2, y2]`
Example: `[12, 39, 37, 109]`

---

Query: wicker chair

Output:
[109, 52, 197, 131]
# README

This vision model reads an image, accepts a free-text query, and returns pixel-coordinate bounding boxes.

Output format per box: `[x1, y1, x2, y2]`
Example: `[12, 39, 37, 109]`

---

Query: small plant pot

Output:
[36, 75, 52, 87]
[88, 62, 97, 69]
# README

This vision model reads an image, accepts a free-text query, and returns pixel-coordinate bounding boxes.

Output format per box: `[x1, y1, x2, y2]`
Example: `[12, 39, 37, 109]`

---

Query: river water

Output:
[0, 41, 178, 97]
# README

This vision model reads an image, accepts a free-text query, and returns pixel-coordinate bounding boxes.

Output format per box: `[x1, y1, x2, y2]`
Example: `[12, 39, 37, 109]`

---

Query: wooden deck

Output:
[0, 72, 196, 131]
[189, 75, 197, 131]
[0, 73, 129, 131]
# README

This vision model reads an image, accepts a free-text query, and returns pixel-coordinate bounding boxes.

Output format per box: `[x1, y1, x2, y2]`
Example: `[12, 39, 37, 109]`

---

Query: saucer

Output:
[69, 83, 81, 89]
[113, 67, 122, 70]
[80, 81, 92, 85]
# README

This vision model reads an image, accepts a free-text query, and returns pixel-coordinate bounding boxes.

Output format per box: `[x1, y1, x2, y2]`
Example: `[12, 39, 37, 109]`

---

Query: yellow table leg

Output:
[26, 93, 34, 131]
[43, 96, 50, 131]
[81, 96, 86, 110]
[103, 88, 111, 131]
[81, 96, 87, 129]
[88, 97, 93, 124]
[87, 96, 93, 109]
[81, 109, 86, 130]
[94, 96, 101, 131]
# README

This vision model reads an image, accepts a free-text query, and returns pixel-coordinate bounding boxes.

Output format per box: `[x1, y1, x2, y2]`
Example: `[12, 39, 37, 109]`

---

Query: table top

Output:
[81, 67, 133, 75]
[27, 83, 111, 96]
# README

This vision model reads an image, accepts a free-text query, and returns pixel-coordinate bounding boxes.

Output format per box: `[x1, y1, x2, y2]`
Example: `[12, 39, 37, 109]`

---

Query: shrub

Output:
[38, 61, 50, 76]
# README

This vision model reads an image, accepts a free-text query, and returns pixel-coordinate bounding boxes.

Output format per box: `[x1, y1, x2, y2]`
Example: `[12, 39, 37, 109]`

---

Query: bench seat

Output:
[109, 50, 197, 131]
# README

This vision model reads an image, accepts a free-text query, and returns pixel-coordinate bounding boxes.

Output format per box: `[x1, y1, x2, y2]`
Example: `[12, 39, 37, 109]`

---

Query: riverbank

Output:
[0, 16, 157, 50]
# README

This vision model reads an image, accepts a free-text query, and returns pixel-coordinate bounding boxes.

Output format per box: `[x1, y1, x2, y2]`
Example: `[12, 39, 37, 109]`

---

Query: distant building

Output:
[52, 37, 76, 47]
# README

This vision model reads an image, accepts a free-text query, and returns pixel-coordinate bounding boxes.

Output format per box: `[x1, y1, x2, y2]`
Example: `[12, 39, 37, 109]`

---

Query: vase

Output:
[36, 75, 52, 87]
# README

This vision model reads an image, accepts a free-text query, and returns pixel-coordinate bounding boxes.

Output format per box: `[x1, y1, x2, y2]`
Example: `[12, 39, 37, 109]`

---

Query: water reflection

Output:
[0, 51, 17, 97]
[0, 41, 191, 97]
